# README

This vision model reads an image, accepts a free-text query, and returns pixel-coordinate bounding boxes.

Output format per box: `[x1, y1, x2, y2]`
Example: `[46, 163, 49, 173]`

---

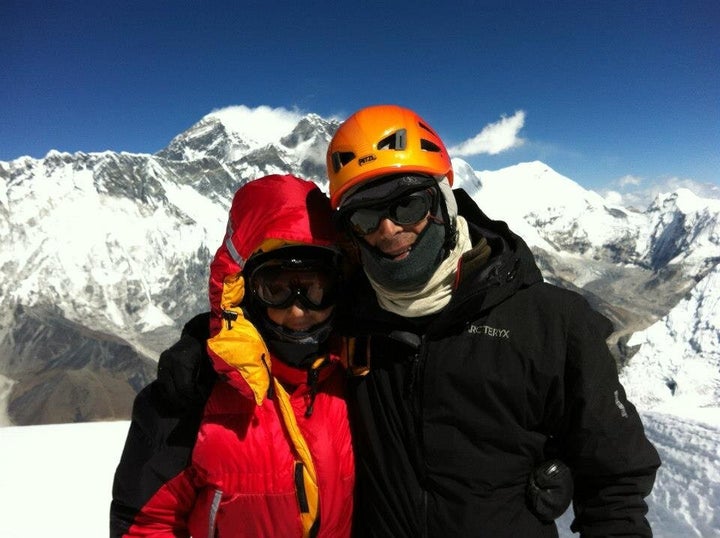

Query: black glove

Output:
[156, 312, 216, 410]
[526, 459, 574, 522]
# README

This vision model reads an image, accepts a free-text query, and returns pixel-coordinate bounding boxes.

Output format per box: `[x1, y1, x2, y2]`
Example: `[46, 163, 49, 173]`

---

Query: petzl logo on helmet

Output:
[358, 154, 376, 166]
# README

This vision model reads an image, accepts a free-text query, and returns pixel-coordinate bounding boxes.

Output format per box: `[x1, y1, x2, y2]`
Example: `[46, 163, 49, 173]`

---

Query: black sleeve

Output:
[109, 382, 203, 537]
[156, 312, 216, 410]
[560, 299, 661, 537]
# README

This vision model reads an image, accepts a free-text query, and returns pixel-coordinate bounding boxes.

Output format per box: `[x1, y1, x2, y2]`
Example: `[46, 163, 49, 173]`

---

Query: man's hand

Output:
[527, 459, 574, 521]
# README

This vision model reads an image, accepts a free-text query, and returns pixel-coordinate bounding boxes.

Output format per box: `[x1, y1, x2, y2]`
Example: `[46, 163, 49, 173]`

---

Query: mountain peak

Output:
[205, 105, 304, 148]
[652, 187, 720, 214]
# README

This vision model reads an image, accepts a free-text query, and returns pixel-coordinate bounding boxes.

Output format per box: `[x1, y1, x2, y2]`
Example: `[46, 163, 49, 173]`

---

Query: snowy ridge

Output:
[455, 159, 720, 276]
[1, 150, 224, 340]
[454, 159, 649, 257]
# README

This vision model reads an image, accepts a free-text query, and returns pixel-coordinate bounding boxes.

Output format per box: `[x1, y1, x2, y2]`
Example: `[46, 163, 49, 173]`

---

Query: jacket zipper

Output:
[407, 337, 429, 538]
[294, 461, 309, 513]
[295, 461, 321, 537]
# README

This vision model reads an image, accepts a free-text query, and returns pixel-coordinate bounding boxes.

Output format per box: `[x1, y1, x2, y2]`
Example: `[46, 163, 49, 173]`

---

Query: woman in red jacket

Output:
[110, 174, 354, 538]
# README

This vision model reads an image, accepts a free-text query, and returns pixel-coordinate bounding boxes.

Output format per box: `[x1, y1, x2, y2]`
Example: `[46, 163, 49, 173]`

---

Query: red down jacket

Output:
[110, 175, 354, 537]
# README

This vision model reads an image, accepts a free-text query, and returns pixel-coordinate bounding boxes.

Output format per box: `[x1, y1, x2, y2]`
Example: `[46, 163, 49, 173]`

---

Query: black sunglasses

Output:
[344, 189, 435, 236]
[249, 262, 338, 310]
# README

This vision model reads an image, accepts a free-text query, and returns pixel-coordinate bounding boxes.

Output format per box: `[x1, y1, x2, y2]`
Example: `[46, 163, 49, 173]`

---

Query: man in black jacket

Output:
[322, 104, 660, 537]
[156, 104, 660, 537]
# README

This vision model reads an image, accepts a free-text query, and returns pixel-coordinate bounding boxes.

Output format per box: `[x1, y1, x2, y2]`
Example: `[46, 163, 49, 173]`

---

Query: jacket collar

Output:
[271, 354, 338, 394]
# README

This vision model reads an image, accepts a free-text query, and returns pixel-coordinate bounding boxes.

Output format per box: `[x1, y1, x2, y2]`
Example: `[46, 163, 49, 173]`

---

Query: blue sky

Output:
[2, 0, 718, 196]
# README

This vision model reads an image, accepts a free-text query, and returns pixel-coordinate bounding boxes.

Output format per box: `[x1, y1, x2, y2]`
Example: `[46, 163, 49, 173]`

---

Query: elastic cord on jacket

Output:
[304, 357, 327, 417]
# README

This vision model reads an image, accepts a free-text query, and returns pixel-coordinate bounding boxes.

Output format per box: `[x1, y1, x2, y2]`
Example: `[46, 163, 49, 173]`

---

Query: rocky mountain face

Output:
[1, 302, 155, 424]
[1, 109, 717, 425]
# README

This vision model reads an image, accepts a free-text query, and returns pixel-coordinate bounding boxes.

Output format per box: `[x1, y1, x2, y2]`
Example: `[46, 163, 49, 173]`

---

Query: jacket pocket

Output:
[212, 490, 302, 537]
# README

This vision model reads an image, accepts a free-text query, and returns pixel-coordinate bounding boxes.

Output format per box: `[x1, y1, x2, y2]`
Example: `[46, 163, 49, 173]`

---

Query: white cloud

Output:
[603, 190, 624, 206]
[448, 111, 526, 157]
[207, 105, 305, 146]
[618, 174, 643, 188]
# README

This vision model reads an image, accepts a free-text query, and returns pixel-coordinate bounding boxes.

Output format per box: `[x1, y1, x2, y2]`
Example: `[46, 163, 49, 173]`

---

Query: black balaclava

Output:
[251, 309, 334, 369]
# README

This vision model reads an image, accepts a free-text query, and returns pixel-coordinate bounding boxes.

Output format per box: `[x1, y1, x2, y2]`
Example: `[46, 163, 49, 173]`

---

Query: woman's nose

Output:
[286, 301, 308, 316]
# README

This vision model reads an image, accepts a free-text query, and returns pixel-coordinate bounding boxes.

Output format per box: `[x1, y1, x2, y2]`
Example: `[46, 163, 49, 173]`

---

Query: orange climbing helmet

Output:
[327, 104, 453, 208]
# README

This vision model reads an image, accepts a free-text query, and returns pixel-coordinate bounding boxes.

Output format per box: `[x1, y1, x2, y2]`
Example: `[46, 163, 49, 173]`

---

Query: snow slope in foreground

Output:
[0, 413, 718, 537]
[0, 421, 127, 538]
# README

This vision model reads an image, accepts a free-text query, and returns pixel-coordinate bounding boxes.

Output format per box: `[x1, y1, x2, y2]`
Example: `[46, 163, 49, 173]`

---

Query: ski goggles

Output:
[343, 188, 435, 237]
[248, 260, 338, 310]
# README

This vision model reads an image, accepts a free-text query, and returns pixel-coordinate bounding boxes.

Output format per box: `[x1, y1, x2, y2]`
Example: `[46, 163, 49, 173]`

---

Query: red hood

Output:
[209, 174, 336, 331]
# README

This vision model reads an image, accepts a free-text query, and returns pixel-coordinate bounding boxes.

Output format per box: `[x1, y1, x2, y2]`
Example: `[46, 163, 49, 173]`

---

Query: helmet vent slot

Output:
[421, 139, 441, 153]
[377, 129, 407, 151]
[331, 151, 355, 173]
[418, 122, 438, 135]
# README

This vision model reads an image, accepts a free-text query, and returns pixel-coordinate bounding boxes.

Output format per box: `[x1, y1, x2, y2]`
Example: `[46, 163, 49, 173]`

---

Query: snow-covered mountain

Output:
[455, 160, 719, 281]
[1, 106, 718, 426]
[455, 160, 720, 345]
[157, 106, 336, 188]
[0, 109, 340, 425]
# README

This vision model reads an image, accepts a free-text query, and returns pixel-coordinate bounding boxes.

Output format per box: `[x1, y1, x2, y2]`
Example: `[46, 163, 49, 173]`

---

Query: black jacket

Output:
[341, 189, 660, 537]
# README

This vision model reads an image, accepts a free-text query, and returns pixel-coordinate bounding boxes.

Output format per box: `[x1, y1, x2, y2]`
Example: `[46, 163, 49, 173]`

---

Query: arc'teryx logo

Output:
[467, 324, 510, 339]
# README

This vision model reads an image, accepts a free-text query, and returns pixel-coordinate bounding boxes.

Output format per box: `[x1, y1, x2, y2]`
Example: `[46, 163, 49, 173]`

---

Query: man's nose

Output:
[375, 217, 403, 236]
